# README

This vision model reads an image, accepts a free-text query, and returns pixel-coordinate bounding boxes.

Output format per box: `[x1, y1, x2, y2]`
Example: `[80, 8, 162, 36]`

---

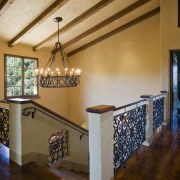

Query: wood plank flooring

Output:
[115, 120, 180, 180]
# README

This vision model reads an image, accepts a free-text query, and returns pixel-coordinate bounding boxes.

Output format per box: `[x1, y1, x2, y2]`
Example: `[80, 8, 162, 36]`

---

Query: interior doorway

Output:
[170, 51, 180, 127]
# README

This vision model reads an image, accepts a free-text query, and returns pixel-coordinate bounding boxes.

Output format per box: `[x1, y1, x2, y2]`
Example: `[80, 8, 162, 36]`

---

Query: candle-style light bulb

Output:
[71, 68, 75, 75]
[40, 69, 44, 76]
[78, 69, 81, 76]
[65, 68, 68, 76]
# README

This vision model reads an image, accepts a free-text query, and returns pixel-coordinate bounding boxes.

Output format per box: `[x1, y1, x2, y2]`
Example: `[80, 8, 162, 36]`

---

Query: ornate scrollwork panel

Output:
[48, 130, 68, 165]
[113, 105, 146, 171]
[39, 76, 80, 88]
[0, 108, 9, 147]
[153, 97, 164, 131]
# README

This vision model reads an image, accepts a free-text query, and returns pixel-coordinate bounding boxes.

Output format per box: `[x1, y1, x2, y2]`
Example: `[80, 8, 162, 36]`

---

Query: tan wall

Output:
[69, 14, 160, 124]
[160, 0, 179, 91]
[0, 13, 161, 125]
[0, 39, 68, 117]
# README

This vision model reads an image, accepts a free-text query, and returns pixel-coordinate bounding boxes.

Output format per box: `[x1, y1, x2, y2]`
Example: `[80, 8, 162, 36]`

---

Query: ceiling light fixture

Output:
[35, 17, 81, 88]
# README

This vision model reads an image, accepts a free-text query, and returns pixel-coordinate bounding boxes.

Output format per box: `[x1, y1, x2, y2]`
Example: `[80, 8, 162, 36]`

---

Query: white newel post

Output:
[160, 91, 168, 125]
[140, 95, 154, 146]
[8, 98, 32, 166]
[86, 105, 115, 180]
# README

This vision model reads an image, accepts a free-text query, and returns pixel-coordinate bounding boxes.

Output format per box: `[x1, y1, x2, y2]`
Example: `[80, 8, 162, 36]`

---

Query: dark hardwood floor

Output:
[0, 143, 88, 180]
[115, 116, 180, 180]
[0, 115, 180, 179]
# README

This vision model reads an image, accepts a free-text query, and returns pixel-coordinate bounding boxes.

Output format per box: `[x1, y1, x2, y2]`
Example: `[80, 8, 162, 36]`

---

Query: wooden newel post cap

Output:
[160, 90, 167, 93]
[140, 95, 153, 99]
[86, 105, 115, 114]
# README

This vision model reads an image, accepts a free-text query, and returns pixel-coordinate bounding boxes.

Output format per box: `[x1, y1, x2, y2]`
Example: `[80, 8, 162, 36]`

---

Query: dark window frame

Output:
[4, 54, 39, 99]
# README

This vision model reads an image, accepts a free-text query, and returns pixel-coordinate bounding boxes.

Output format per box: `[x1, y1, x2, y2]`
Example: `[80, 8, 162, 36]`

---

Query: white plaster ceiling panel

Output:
[65, 0, 160, 53]
[20, 0, 100, 46]
[61, 0, 139, 41]
[0, 0, 56, 40]
[43, 0, 139, 48]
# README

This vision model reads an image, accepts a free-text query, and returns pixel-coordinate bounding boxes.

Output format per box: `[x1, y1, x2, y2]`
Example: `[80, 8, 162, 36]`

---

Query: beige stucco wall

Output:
[160, 0, 179, 91]
[0, 12, 161, 125]
[0, 39, 68, 117]
[68, 14, 160, 124]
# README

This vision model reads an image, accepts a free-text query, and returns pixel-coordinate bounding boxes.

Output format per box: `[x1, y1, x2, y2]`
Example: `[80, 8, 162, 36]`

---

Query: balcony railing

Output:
[153, 94, 164, 131]
[113, 99, 147, 171]
[0, 101, 9, 147]
[86, 91, 168, 179]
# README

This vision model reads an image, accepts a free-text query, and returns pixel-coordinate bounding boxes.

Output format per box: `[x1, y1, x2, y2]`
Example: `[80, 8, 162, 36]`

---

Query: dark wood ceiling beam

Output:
[67, 7, 160, 57]
[58, 0, 151, 52]
[0, 0, 14, 16]
[33, 0, 114, 51]
[8, 0, 70, 47]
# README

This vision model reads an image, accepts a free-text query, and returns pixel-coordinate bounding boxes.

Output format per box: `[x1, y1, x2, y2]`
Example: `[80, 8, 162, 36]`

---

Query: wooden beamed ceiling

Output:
[55, 0, 151, 53]
[1, 0, 160, 56]
[8, 0, 70, 47]
[0, 0, 14, 16]
[33, 0, 113, 51]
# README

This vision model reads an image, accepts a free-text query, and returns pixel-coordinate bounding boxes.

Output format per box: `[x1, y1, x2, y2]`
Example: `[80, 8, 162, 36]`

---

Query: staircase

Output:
[0, 143, 89, 179]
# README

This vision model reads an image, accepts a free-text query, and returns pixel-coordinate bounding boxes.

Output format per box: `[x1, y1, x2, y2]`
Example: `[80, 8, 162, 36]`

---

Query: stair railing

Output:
[113, 99, 147, 171]
[0, 100, 9, 147]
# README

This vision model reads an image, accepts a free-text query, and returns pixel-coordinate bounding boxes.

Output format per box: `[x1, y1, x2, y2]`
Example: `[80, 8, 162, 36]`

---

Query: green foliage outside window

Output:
[5, 55, 38, 98]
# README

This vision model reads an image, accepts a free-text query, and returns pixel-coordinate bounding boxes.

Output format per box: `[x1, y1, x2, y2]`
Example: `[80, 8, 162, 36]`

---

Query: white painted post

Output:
[8, 98, 32, 166]
[140, 95, 154, 146]
[160, 91, 168, 125]
[86, 105, 115, 180]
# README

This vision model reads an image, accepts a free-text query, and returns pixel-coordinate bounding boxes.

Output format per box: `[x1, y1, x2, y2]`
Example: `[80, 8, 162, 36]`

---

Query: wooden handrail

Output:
[30, 101, 88, 134]
[153, 94, 164, 99]
[114, 99, 147, 112]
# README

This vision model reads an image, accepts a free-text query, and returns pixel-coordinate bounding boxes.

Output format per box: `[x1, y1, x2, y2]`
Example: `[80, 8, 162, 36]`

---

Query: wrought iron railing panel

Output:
[153, 97, 164, 131]
[48, 130, 68, 165]
[39, 75, 80, 88]
[113, 104, 146, 171]
[0, 108, 9, 147]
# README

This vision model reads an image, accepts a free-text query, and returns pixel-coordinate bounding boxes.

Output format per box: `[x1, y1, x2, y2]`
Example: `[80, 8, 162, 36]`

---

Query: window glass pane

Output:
[15, 77, 22, 86]
[6, 56, 14, 66]
[15, 67, 22, 76]
[24, 59, 37, 68]
[7, 67, 14, 76]
[7, 77, 15, 86]
[24, 68, 34, 77]
[24, 77, 31, 86]
[31, 77, 36, 86]
[14, 58, 22, 67]
[14, 87, 22, 96]
[24, 86, 31, 95]
[31, 86, 37, 95]
[5, 55, 38, 98]
[7, 87, 14, 96]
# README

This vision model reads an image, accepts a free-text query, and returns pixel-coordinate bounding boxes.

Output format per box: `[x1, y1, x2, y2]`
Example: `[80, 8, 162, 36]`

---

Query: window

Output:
[4, 54, 38, 99]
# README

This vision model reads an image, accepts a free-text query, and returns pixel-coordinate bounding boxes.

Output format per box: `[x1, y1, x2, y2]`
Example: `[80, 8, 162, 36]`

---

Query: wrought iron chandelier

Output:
[35, 17, 81, 88]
